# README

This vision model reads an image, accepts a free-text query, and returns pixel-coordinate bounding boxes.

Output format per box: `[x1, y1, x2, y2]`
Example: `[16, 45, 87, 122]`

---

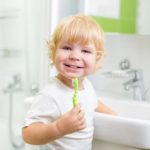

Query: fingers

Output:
[75, 105, 86, 129]
[72, 103, 81, 113]
[70, 104, 86, 130]
[78, 117, 86, 130]
[77, 109, 84, 120]
[56, 104, 86, 135]
[72, 104, 85, 119]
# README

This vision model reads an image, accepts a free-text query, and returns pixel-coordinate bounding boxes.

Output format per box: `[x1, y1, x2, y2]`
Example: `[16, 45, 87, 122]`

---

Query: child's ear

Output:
[94, 55, 104, 72]
[96, 51, 105, 69]
[93, 61, 100, 73]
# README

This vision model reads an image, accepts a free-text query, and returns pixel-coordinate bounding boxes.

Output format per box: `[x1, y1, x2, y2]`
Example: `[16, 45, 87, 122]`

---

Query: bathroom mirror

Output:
[83, 0, 150, 34]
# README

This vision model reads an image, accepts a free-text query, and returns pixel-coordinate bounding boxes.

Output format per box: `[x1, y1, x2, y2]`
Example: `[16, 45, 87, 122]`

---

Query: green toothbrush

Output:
[72, 78, 78, 107]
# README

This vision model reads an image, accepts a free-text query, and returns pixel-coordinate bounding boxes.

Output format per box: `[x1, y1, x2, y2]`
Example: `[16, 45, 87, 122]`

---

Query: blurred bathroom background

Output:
[0, 0, 150, 149]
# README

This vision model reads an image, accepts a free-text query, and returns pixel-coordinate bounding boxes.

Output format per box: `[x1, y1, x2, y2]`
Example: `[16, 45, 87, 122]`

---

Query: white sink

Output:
[93, 98, 150, 149]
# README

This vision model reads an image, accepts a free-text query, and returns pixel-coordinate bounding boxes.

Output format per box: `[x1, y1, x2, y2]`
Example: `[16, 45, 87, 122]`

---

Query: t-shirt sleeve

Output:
[23, 94, 60, 127]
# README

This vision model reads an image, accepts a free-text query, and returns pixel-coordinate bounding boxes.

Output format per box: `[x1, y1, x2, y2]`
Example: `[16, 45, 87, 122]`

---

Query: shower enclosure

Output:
[0, 0, 51, 149]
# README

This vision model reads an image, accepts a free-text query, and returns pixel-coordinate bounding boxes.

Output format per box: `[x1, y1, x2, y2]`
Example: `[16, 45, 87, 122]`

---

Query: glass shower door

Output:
[0, 0, 29, 149]
[0, 0, 52, 149]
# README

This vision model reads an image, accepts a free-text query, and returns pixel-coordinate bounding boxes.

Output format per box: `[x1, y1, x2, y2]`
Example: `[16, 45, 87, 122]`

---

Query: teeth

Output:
[65, 64, 82, 68]
[70, 65, 77, 68]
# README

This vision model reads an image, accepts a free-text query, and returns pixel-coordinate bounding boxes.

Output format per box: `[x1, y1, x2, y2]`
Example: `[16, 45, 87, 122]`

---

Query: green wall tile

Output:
[91, 0, 137, 34]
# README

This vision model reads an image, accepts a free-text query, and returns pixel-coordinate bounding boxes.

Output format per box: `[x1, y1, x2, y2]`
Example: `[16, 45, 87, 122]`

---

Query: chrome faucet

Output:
[123, 69, 145, 101]
[103, 59, 146, 101]
[3, 74, 23, 93]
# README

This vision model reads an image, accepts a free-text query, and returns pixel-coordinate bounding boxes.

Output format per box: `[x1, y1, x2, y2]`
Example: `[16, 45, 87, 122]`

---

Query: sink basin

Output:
[93, 98, 150, 149]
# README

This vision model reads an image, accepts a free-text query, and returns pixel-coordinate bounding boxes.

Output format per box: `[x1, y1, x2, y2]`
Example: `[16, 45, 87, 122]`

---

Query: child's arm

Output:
[22, 104, 86, 145]
[22, 121, 61, 145]
[95, 100, 117, 115]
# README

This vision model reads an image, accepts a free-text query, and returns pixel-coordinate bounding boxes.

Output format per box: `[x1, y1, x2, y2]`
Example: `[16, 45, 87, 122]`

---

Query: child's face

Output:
[54, 40, 97, 80]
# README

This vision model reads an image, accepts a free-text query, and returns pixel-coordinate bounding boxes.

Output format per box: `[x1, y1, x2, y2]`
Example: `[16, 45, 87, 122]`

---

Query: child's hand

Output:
[56, 104, 86, 136]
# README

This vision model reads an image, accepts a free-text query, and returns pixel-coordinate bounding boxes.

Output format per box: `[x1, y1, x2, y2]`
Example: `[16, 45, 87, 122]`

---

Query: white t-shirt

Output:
[24, 77, 98, 150]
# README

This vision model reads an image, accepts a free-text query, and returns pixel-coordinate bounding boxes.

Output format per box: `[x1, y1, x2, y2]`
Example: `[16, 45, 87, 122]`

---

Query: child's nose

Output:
[69, 50, 81, 60]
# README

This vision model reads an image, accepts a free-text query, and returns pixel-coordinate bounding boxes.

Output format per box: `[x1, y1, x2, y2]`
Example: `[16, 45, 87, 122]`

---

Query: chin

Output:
[64, 74, 80, 80]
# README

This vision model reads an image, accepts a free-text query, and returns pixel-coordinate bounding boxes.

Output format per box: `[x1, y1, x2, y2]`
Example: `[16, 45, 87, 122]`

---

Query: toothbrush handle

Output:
[73, 97, 78, 107]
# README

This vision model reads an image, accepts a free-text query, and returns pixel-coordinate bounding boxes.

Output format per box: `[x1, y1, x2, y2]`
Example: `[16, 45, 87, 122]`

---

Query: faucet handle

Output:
[119, 59, 130, 70]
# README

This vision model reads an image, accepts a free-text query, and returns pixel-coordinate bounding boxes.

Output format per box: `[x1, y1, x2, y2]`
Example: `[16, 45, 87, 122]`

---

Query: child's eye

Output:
[82, 49, 91, 54]
[62, 46, 71, 50]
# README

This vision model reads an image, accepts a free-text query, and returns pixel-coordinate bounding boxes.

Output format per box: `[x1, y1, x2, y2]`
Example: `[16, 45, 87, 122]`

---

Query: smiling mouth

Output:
[64, 64, 83, 69]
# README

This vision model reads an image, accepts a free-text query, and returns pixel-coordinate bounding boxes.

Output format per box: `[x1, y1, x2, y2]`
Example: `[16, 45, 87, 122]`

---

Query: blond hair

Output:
[48, 14, 105, 70]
